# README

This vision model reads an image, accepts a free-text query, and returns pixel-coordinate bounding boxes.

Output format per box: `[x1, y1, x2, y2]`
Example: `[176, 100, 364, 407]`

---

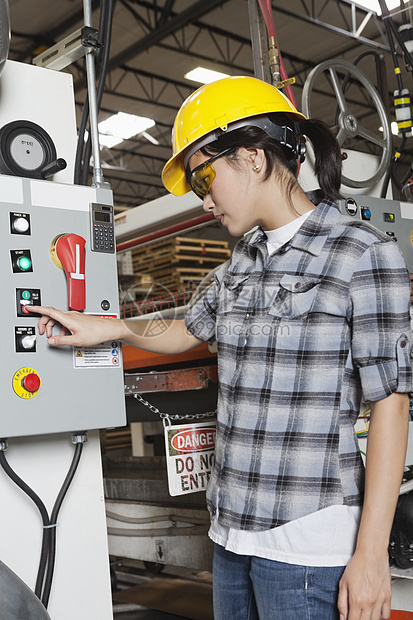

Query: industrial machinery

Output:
[0, 5, 126, 618]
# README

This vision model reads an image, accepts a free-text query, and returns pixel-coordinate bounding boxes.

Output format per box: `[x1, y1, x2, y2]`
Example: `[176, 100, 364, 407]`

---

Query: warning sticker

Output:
[74, 340, 120, 368]
[165, 422, 216, 496]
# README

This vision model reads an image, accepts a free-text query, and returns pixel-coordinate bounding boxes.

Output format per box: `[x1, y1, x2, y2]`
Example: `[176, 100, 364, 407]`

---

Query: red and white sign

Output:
[165, 422, 216, 496]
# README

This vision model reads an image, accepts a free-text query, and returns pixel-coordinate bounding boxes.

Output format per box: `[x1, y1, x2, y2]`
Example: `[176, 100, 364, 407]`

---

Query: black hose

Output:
[400, 0, 408, 25]
[74, 96, 90, 185]
[388, 17, 413, 75]
[0, 437, 85, 609]
[381, 136, 408, 197]
[0, 449, 50, 599]
[385, 19, 404, 91]
[41, 441, 83, 608]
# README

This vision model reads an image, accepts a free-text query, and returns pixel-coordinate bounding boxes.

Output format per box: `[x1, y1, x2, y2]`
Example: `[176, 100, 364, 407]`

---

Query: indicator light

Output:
[13, 217, 30, 233]
[17, 255, 32, 271]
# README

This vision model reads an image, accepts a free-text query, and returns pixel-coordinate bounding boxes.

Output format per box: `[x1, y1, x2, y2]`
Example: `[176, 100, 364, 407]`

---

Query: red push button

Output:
[22, 373, 41, 393]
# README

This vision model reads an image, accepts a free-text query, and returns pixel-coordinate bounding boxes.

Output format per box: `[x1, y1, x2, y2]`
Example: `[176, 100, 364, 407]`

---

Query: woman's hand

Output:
[28, 306, 124, 347]
[337, 549, 391, 620]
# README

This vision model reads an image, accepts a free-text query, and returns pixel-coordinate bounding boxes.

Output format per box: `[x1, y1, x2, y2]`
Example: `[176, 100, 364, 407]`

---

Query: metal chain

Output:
[125, 386, 217, 427]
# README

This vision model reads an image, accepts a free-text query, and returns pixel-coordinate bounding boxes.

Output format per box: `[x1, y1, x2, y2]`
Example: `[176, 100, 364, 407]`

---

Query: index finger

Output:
[27, 305, 62, 319]
[27, 306, 67, 335]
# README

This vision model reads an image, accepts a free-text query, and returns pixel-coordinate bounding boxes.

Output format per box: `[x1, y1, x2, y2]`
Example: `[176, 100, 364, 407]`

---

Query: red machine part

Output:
[55, 233, 86, 310]
[22, 373, 41, 393]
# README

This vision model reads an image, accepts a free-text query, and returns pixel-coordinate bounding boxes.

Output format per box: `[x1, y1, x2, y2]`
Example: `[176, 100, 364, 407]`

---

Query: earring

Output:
[252, 165, 259, 171]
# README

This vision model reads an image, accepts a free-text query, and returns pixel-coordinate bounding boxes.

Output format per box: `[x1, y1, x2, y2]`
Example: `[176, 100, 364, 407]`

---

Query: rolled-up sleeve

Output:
[350, 239, 412, 402]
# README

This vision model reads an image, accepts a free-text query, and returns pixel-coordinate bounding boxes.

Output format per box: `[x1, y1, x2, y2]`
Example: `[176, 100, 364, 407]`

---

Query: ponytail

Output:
[297, 118, 343, 202]
[195, 114, 343, 203]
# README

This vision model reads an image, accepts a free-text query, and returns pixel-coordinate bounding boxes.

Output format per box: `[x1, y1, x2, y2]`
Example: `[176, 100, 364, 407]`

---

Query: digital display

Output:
[95, 212, 111, 223]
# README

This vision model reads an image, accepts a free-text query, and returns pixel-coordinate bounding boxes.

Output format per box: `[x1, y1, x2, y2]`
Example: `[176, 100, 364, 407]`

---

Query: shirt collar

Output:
[248, 199, 342, 258]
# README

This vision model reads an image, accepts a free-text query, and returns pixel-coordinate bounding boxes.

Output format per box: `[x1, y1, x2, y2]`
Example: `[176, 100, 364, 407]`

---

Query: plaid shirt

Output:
[185, 199, 412, 531]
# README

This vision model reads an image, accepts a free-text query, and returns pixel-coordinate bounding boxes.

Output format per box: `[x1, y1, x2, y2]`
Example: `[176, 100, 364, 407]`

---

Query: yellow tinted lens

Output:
[190, 163, 216, 197]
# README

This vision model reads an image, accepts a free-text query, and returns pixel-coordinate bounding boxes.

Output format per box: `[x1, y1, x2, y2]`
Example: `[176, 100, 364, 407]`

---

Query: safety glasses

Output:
[188, 147, 235, 199]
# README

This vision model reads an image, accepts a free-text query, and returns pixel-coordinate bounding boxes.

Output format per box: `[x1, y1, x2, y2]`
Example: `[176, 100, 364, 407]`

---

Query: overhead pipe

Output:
[83, 0, 105, 187]
[116, 212, 215, 253]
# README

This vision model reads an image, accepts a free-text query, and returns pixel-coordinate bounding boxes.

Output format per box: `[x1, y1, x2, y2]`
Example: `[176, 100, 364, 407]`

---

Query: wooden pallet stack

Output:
[131, 236, 231, 292]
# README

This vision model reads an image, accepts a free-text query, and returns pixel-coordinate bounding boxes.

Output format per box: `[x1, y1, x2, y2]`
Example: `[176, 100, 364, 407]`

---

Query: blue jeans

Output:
[213, 544, 346, 620]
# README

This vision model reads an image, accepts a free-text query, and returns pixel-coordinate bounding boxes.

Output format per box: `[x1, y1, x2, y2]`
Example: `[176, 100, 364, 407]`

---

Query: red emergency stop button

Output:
[22, 373, 41, 393]
[12, 367, 41, 399]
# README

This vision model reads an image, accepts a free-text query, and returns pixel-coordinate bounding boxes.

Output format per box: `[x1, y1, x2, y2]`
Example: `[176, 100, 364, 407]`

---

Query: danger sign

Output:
[165, 422, 216, 496]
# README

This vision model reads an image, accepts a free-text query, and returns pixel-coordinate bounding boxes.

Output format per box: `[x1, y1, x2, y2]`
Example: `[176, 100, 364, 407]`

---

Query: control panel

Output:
[339, 195, 413, 271]
[2, 176, 126, 438]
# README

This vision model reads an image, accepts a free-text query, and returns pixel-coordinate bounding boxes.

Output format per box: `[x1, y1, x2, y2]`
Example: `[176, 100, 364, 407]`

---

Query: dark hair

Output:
[193, 114, 343, 203]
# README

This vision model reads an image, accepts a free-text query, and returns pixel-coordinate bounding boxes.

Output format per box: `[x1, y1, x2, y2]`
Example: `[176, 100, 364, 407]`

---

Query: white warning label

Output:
[73, 340, 120, 368]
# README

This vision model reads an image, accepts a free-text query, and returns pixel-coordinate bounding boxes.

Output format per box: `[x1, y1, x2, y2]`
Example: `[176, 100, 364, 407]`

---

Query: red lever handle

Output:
[55, 234, 86, 311]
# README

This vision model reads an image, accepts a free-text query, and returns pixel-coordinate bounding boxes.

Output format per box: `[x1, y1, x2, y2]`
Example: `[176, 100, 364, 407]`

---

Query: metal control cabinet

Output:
[1, 176, 126, 438]
[339, 195, 413, 271]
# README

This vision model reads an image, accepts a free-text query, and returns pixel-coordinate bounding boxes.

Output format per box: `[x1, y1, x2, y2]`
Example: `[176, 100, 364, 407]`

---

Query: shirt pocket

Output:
[219, 274, 252, 312]
[268, 274, 321, 319]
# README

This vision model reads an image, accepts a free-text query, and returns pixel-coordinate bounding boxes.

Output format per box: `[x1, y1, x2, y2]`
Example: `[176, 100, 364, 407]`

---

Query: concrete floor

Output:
[111, 560, 212, 620]
[113, 605, 189, 619]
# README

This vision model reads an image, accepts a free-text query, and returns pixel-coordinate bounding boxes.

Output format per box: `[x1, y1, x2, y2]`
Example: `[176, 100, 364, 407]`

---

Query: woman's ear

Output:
[242, 147, 265, 173]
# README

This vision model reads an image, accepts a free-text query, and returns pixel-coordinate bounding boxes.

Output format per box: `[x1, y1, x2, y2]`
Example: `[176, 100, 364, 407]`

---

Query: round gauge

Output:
[10, 132, 46, 170]
[0, 120, 62, 179]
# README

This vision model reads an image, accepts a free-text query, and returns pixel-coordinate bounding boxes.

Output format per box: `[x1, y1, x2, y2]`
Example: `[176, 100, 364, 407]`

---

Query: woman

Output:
[31, 76, 411, 620]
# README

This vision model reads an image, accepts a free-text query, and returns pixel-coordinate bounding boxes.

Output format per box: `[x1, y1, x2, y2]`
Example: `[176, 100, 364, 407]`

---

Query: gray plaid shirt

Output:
[185, 199, 412, 531]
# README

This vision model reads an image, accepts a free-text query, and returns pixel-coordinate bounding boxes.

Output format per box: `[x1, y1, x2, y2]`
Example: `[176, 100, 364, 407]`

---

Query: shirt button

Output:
[400, 340, 407, 348]
[294, 282, 301, 289]
[246, 313, 250, 318]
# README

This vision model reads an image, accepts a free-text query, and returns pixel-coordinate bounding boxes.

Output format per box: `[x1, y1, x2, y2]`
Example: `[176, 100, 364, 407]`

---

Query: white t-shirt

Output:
[209, 505, 361, 566]
[209, 210, 361, 566]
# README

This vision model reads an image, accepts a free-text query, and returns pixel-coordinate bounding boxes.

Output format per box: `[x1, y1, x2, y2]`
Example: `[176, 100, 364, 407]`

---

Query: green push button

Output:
[17, 256, 32, 271]
[22, 290, 31, 300]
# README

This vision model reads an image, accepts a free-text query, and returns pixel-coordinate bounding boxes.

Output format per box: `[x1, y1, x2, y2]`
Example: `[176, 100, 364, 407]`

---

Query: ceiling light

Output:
[185, 67, 230, 84]
[141, 131, 160, 145]
[98, 112, 155, 148]
[355, 0, 403, 13]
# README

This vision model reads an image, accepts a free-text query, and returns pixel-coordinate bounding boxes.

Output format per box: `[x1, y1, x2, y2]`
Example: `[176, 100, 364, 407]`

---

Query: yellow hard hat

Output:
[162, 75, 306, 196]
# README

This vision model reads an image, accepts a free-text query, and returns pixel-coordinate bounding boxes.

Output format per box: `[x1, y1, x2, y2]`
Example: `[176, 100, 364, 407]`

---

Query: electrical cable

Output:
[388, 13, 413, 72]
[376, 0, 412, 196]
[400, 0, 408, 25]
[378, 0, 404, 98]
[0, 448, 50, 599]
[41, 441, 84, 608]
[0, 436, 86, 608]
[74, 96, 89, 185]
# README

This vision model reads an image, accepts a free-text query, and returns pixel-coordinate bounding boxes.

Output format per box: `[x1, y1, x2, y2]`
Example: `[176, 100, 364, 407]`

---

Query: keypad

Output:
[93, 223, 114, 252]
